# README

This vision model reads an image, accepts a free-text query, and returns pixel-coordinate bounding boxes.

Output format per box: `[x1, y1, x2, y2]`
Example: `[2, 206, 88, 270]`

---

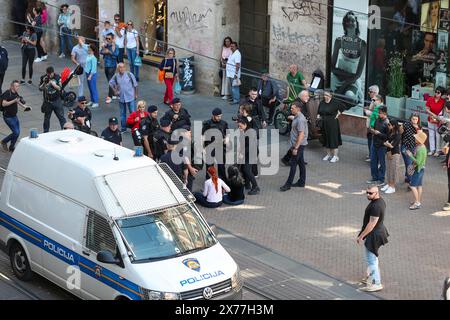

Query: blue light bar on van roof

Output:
[30, 128, 39, 139]
[134, 146, 143, 157]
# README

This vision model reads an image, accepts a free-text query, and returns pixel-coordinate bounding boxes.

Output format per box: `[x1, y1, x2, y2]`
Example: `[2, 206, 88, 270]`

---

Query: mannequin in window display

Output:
[421, 1, 440, 33]
[153, 0, 166, 53]
[331, 11, 367, 106]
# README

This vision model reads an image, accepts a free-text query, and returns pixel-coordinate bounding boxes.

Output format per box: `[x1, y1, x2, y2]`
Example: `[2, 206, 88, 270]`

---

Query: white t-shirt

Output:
[125, 29, 139, 49]
[203, 178, 230, 203]
[113, 23, 125, 48]
[226, 50, 242, 79]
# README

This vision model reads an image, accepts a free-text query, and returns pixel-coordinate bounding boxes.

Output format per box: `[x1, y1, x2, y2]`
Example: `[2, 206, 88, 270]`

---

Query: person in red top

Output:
[426, 86, 445, 156]
[127, 100, 149, 146]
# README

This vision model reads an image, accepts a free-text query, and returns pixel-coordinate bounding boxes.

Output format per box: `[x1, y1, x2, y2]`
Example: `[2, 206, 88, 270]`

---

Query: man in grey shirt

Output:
[280, 101, 308, 191]
[71, 36, 89, 98]
[109, 63, 138, 132]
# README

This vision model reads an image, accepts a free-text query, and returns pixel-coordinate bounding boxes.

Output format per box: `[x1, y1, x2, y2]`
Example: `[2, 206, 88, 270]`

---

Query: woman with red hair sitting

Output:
[194, 167, 230, 208]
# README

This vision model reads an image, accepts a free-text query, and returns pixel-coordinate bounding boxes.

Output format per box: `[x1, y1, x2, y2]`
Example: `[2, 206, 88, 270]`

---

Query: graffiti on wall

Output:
[272, 24, 321, 53]
[170, 7, 213, 31]
[281, 0, 326, 25]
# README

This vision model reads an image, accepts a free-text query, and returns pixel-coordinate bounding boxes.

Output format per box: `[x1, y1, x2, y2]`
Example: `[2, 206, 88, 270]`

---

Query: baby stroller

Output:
[60, 65, 83, 109]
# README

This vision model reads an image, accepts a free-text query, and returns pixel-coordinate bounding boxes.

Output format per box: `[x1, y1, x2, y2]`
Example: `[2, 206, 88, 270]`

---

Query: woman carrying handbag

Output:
[159, 48, 178, 105]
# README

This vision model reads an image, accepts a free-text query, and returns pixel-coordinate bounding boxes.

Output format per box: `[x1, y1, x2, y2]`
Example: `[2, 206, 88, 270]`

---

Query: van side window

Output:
[85, 211, 117, 254]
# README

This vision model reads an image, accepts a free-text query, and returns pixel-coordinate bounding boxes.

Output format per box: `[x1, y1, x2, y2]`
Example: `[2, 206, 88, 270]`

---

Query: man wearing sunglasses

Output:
[100, 33, 119, 104]
[356, 185, 389, 292]
[426, 86, 445, 157]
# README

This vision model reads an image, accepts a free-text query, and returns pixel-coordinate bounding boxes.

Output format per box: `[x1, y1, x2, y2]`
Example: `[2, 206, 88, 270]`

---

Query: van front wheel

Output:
[9, 242, 33, 281]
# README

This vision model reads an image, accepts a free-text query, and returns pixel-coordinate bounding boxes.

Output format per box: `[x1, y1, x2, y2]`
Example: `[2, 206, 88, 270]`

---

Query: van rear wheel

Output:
[9, 242, 33, 281]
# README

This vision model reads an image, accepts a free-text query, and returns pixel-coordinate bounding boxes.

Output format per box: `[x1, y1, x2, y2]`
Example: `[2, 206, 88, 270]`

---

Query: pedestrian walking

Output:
[28, 7, 47, 62]
[101, 117, 122, 146]
[227, 42, 242, 105]
[363, 85, 380, 161]
[161, 98, 191, 132]
[237, 117, 260, 195]
[406, 130, 428, 210]
[0, 44, 8, 94]
[426, 87, 445, 156]
[85, 44, 99, 108]
[57, 4, 74, 58]
[127, 100, 149, 146]
[159, 48, 178, 105]
[280, 101, 308, 192]
[140, 105, 160, 158]
[202, 108, 229, 181]
[401, 113, 422, 185]
[223, 165, 245, 206]
[1, 81, 24, 152]
[367, 106, 389, 184]
[317, 90, 344, 163]
[71, 36, 89, 98]
[36, 1, 48, 56]
[220, 37, 233, 100]
[113, 14, 126, 63]
[109, 63, 138, 132]
[194, 167, 230, 208]
[20, 25, 37, 85]
[100, 33, 119, 104]
[124, 21, 140, 81]
[381, 120, 402, 194]
[39, 66, 66, 133]
[357, 184, 389, 292]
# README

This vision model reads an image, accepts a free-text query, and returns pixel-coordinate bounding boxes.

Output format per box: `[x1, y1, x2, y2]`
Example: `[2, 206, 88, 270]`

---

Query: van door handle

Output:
[82, 251, 90, 256]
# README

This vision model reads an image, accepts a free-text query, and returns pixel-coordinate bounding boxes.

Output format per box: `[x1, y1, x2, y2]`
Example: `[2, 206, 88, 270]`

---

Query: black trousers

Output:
[22, 48, 35, 80]
[447, 168, 450, 203]
[36, 33, 46, 58]
[43, 100, 66, 133]
[105, 67, 116, 98]
[0, 73, 5, 95]
[262, 97, 277, 122]
[241, 163, 258, 190]
[285, 146, 306, 186]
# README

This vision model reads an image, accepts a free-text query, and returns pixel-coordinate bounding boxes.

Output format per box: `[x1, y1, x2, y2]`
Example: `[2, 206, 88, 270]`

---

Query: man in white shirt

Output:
[226, 42, 242, 105]
[113, 14, 125, 63]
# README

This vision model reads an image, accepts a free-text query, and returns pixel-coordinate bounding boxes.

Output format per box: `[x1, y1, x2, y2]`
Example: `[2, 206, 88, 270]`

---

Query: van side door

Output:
[80, 211, 140, 300]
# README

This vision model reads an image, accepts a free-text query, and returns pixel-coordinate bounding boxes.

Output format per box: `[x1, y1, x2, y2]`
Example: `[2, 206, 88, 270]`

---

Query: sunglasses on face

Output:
[366, 191, 377, 195]
[106, 38, 112, 40]
[436, 91, 441, 94]
[80, 102, 87, 105]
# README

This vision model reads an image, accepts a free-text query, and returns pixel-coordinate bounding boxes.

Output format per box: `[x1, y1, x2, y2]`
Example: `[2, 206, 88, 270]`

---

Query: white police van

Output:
[0, 130, 243, 300]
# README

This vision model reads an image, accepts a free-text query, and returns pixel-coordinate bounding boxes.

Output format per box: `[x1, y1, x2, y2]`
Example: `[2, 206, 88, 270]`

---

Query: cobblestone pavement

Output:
[1, 41, 449, 300]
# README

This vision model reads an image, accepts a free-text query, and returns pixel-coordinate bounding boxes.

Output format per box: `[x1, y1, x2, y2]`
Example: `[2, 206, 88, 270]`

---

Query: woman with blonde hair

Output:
[159, 48, 178, 105]
[422, 1, 440, 33]
[126, 100, 149, 146]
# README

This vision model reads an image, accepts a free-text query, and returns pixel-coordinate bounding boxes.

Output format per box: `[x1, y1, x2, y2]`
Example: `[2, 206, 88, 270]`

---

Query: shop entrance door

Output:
[239, 0, 270, 93]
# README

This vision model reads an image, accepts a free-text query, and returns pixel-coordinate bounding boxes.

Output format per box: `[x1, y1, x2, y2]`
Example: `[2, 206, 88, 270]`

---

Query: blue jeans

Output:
[370, 144, 387, 182]
[229, 77, 240, 103]
[126, 48, 139, 80]
[86, 73, 98, 103]
[223, 194, 244, 206]
[117, 48, 124, 63]
[2, 116, 20, 149]
[119, 100, 136, 130]
[401, 145, 413, 182]
[365, 247, 381, 285]
[59, 33, 73, 55]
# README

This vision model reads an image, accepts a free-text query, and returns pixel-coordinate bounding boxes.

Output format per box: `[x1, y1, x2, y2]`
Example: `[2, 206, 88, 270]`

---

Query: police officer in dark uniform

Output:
[160, 138, 187, 183]
[202, 108, 229, 181]
[68, 96, 92, 133]
[101, 117, 123, 146]
[242, 87, 267, 130]
[39, 66, 66, 133]
[161, 98, 191, 132]
[153, 118, 172, 161]
[179, 125, 202, 191]
[140, 105, 160, 158]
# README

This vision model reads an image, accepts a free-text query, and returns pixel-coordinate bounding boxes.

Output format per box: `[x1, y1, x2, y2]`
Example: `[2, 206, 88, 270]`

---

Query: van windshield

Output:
[116, 204, 217, 262]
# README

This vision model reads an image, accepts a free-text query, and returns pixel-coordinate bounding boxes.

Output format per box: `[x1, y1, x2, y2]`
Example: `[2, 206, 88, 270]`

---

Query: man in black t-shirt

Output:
[1, 80, 22, 152]
[101, 117, 122, 146]
[357, 185, 389, 292]
[140, 105, 160, 158]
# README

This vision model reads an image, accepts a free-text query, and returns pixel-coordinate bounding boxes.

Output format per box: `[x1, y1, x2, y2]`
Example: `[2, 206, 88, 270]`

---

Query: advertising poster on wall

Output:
[439, 9, 450, 31]
[330, 0, 369, 115]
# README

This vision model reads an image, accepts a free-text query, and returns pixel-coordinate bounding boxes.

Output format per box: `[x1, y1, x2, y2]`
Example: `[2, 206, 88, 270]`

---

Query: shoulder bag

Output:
[158, 59, 166, 83]
[164, 58, 175, 79]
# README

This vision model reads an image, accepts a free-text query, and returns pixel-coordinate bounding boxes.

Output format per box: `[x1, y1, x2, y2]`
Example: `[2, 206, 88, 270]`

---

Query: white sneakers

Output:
[360, 283, 383, 292]
[41, 55, 48, 61]
[323, 155, 331, 161]
[381, 184, 396, 194]
[34, 57, 42, 63]
[91, 103, 99, 108]
[323, 155, 339, 163]
[380, 184, 389, 192]
[59, 53, 65, 58]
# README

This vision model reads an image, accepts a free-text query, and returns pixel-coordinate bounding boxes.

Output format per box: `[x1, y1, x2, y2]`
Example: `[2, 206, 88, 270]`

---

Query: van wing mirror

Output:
[97, 250, 120, 265]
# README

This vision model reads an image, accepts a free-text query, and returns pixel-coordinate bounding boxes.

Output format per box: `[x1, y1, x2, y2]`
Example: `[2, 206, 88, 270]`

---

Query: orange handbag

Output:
[158, 70, 165, 82]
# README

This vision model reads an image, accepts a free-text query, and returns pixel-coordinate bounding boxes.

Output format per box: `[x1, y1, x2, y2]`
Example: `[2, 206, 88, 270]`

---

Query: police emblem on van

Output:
[95, 266, 102, 279]
[182, 258, 200, 272]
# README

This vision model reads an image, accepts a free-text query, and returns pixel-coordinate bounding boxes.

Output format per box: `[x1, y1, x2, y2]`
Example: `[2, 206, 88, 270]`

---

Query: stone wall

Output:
[0, 0, 14, 41]
[268, 0, 328, 87]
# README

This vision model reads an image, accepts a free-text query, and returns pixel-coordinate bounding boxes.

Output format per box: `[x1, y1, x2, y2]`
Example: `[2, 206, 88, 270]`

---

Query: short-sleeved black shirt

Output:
[1, 90, 19, 118]
[362, 198, 385, 232]
[101, 127, 122, 145]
